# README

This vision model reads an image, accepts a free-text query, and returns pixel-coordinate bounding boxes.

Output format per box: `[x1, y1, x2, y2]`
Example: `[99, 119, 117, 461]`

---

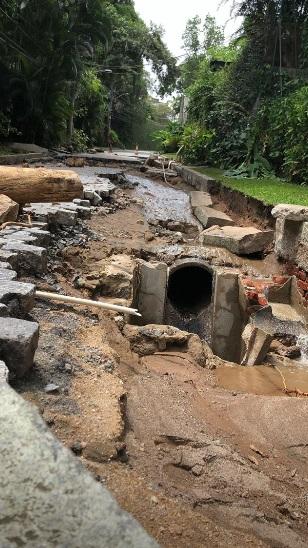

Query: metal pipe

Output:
[35, 290, 142, 317]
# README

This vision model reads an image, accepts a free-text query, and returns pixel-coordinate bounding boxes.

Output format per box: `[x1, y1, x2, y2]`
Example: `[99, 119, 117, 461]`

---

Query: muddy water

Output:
[216, 364, 308, 396]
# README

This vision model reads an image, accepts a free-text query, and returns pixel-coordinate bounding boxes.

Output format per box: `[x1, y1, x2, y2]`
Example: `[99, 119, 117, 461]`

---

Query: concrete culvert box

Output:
[165, 261, 213, 343]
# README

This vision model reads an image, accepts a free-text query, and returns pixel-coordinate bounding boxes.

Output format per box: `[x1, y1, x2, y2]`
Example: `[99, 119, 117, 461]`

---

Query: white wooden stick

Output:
[35, 290, 142, 317]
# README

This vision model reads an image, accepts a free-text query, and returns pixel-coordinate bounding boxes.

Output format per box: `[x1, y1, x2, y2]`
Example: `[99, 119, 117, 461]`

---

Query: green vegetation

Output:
[194, 167, 308, 206]
[0, 0, 177, 150]
[157, 2, 308, 188]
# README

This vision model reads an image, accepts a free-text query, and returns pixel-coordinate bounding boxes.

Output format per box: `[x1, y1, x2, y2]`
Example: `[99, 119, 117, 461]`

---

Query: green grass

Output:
[0, 145, 15, 156]
[193, 167, 308, 206]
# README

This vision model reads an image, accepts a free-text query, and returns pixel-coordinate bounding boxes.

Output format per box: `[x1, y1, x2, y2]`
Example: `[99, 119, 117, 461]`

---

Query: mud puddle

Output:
[215, 364, 308, 396]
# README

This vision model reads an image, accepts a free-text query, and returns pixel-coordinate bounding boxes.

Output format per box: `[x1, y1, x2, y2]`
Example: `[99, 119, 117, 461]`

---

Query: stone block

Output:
[190, 191, 213, 209]
[274, 218, 301, 261]
[0, 383, 157, 546]
[2, 241, 47, 275]
[57, 203, 92, 220]
[200, 226, 274, 255]
[0, 194, 19, 223]
[0, 268, 17, 281]
[24, 204, 77, 227]
[73, 198, 91, 208]
[0, 317, 39, 376]
[0, 249, 18, 270]
[241, 323, 273, 366]
[0, 280, 35, 314]
[0, 231, 39, 246]
[194, 206, 234, 228]
[24, 228, 51, 247]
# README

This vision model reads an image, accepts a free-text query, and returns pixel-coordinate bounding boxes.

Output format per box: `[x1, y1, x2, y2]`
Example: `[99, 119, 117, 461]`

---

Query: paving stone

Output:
[200, 226, 274, 255]
[0, 268, 17, 281]
[84, 189, 102, 206]
[0, 232, 39, 246]
[2, 241, 47, 275]
[190, 191, 213, 209]
[24, 228, 51, 247]
[0, 249, 19, 270]
[0, 383, 157, 547]
[23, 204, 77, 227]
[56, 202, 92, 220]
[0, 280, 35, 314]
[73, 198, 91, 208]
[272, 204, 308, 221]
[194, 206, 235, 228]
[0, 317, 39, 377]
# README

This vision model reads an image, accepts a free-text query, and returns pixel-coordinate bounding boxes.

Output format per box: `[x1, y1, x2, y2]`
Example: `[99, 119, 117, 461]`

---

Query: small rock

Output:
[70, 441, 86, 456]
[144, 231, 154, 242]
[192, 464, 204, 476]
[136, 219, 144, 225]
[150, 496, 159, 505]
[44, 383, 60, 394]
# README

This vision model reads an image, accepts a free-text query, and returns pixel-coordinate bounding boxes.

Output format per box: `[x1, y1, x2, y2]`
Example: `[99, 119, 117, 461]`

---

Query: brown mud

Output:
[14, 166, 308, 547]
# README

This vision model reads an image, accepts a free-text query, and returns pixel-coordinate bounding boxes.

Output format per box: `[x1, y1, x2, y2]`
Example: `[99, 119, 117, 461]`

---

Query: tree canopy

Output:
[0, 0, 177, 148]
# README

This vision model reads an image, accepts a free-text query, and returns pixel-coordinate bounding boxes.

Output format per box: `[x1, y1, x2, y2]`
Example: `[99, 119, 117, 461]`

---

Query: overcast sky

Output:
[134, 0, 241, 58]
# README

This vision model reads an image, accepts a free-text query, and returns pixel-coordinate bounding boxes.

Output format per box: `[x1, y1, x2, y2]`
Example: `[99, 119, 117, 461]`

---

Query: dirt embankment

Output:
[14, 167, 308, 548]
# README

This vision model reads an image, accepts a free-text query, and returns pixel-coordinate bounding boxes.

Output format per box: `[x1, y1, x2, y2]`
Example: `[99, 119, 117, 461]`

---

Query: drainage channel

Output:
[164, 262, 213, 345]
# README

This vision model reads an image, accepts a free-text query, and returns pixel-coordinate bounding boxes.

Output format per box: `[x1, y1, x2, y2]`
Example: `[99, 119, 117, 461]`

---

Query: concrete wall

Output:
[211, 270, 243, 363]
[132, 260, 167, 325]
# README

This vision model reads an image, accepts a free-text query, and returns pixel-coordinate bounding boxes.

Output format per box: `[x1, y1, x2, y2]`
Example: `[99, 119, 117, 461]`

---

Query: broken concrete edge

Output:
[175, 164, 275, 226]
[0, 152, 50, 164]
[0, 381, 157, 547]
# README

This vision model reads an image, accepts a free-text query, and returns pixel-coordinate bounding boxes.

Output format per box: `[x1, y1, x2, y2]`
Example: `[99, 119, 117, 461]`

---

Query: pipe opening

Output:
[167, 265, 213, 315]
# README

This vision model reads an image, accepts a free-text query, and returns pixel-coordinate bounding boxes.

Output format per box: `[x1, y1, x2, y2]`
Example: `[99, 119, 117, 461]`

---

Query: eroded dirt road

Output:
[15, 166, 308, 547]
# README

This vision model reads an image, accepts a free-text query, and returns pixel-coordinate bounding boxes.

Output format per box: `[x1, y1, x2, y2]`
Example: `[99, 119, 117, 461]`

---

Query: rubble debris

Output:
[0, 194, 19, 223]
[200, 225, 274, 255]
[0, 166, 83, 203]
[241, 323, 273, 366]
[194, 206, 235, 228]
[0, 317, 39, 377]
[123, 324, 212, 367]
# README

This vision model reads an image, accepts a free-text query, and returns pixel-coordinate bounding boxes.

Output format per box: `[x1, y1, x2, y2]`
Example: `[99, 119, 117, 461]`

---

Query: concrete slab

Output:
[0, 382, 157, 546]
[0, 317, 39, 376]
[200, 226, 274, 255]
[194, 206, 234, 228]
[190, 191, 213, 209]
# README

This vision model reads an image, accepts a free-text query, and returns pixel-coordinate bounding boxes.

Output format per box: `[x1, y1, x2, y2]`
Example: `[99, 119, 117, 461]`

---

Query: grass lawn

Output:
[194, 167, 308, 207]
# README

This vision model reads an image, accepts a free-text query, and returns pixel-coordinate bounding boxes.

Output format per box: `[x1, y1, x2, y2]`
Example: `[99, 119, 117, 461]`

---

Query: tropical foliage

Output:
[161, 3, 308, 183]
[0, 0, 177, 149]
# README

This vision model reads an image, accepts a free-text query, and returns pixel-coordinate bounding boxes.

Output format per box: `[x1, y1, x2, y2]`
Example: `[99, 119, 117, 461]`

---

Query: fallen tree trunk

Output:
[0, 166, 83, 204]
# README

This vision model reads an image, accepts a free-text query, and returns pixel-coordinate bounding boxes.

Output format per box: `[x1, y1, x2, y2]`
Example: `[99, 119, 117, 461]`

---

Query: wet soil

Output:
[15, 166, 308, 547]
